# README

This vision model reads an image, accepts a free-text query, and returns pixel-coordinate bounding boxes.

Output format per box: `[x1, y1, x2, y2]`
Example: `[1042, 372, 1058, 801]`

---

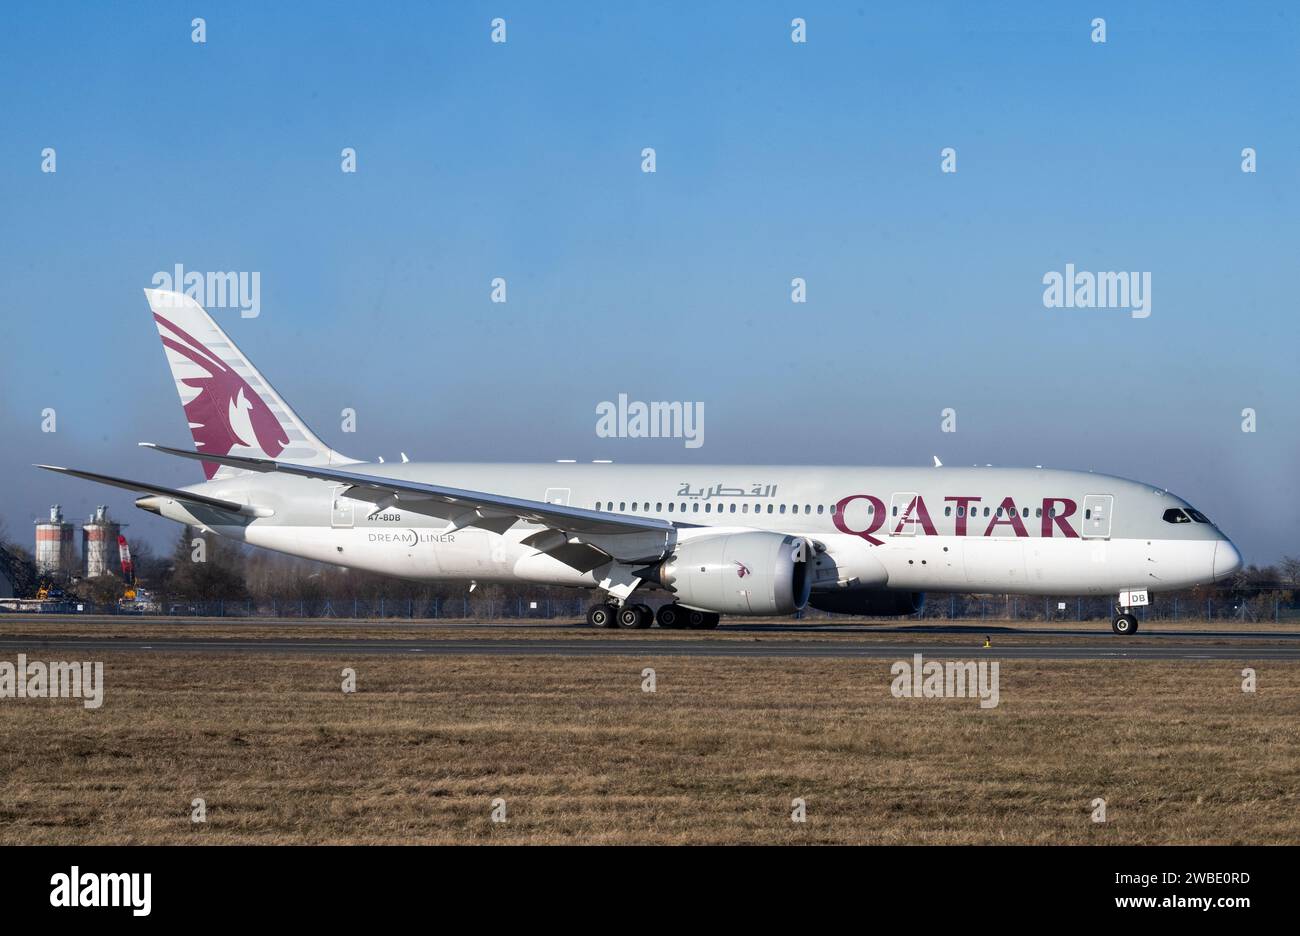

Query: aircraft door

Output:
[331, 485, 355, 529]
[1081, 494, 1113, 539]
[889, 492, 920, 536]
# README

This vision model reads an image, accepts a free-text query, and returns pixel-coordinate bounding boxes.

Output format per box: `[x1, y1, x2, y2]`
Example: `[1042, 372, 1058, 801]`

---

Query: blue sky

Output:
[1, 1, 1297, 562]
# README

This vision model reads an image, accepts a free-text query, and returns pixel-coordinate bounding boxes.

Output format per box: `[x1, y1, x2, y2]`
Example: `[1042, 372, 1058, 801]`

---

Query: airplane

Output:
[37, 289, 1243, 635]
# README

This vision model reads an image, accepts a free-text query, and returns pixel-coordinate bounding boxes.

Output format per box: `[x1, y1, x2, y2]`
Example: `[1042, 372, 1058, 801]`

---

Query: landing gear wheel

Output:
[684, 609, 720, 630]
[617, 604, 652, 629]
[587, 603, 615, 629]
[1112, 613, 1139, 635]
[656, 604, 683, 629]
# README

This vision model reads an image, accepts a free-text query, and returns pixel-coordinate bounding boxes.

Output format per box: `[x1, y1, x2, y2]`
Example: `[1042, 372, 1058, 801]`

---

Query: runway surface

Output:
[0, 634, 1295, 660]
[6, 614, 1300, 639]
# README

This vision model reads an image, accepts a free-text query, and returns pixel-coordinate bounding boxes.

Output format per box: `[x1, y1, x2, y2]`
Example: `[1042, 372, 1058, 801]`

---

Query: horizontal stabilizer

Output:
[35, 465, 272, 518]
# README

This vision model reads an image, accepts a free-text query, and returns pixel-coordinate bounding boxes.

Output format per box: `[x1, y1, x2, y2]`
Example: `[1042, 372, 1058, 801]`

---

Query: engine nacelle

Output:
[649, 531, 812, 616]
[808, 589, 925, 616]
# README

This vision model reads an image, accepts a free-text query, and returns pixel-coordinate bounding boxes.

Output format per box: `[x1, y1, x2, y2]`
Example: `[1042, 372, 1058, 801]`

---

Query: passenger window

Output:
[804, 505, 810, 514]
[619, 502, 625, 511]
[767, 505, 773, 514]
[1035, 508, 1042, 518]
[668, 503, 674, 513]
[958, 506, 965, 518]
[1085, 509, 1091, 520]
[1022, 507, 1029, 518]
[944, 506, 952, 517]
[692, 503, 699, 513]
[729, 504, 736, 513]
[779, 505, 786, 514]
[705, 504, 711, 513]
[743, 504, 749, 514]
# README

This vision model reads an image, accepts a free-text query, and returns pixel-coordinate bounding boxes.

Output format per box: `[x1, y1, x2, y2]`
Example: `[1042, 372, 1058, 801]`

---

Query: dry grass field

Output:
[1, 646, 1297, 844]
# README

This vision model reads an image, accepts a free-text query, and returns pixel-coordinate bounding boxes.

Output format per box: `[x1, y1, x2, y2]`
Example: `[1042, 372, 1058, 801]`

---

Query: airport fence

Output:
[8, 588, 1300, 623]
[916, 593, 1300, 625]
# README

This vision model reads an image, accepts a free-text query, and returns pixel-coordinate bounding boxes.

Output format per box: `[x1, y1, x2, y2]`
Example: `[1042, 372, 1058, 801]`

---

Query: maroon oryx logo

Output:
[155, 312, 288, 478]
[735, 561, 751, 578]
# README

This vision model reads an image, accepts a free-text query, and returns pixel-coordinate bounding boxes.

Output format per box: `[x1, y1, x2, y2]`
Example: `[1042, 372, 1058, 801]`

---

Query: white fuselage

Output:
[147, 462, 1241, 601]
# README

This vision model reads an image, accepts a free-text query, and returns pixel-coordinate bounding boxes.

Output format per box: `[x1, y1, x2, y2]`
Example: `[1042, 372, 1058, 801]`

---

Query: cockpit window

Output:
[1163, 508, 1192, 524]
[1186, 509, 1212, 524]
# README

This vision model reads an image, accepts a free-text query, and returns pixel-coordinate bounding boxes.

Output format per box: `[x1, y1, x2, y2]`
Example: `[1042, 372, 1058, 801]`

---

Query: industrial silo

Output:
[34, 505, 75, 576]
[82, 505, 122, 579]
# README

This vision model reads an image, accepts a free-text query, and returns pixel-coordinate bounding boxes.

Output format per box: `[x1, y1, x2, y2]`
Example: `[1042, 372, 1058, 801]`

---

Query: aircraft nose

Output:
[1213, 540, 1243, 580]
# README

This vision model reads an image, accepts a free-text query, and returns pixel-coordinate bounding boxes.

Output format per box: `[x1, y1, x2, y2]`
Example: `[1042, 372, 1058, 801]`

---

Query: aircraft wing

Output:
[140, 443, 676, 564]
[35, 464, 272, 518]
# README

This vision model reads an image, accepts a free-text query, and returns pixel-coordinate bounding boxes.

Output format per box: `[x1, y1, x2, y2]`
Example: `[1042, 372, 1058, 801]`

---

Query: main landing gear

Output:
[617, 603, 654, 629]
[586, 603, 615, 628]
[586, 602, 653, 629]
[586, 601, 719, 630]
[655, 603, 719, 630]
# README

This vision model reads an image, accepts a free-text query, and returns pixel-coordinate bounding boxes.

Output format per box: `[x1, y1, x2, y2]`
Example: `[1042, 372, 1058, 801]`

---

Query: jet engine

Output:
[645, 531, 812, 615]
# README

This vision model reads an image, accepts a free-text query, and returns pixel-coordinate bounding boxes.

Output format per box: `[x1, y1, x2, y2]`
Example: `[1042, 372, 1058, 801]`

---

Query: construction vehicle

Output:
[0, 542, 38, 600]
[0, 542, 79, 612]
[114, 534, 157, 612]
[118, 534, 136, 600]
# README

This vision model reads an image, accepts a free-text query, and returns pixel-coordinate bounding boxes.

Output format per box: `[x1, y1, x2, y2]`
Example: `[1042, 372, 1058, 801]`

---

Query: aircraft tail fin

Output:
[143, 288, 356, 479]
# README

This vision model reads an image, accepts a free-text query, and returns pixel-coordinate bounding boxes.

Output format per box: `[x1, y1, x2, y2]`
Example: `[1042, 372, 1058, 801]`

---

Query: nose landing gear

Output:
[1112, 597, 1140, 635]
[1112, 612, 1139, 635]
